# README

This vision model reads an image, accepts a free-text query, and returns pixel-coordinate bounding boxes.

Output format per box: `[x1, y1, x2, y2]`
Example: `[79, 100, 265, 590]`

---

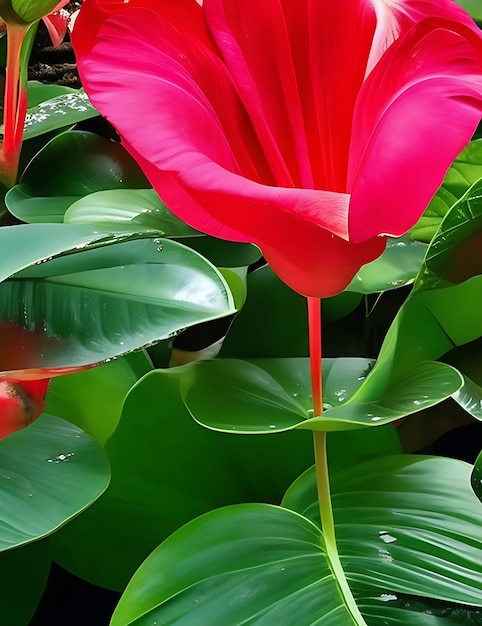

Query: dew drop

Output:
[378, 549, 393, 563]
[47, 452, 75, 463]
[379, 530, 397, 544]
[380, 593, 398, 602]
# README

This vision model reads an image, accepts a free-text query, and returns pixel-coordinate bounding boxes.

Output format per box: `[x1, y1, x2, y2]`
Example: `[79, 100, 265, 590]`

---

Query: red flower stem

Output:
[307, 296, 367, 625]
[2, 23, 29, 188]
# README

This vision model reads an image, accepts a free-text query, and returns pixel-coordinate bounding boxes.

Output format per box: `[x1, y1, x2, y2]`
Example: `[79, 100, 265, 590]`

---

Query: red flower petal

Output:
[348, 18, 482, 242]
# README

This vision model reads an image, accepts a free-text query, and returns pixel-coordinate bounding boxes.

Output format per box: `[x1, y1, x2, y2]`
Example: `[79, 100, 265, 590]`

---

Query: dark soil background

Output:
[28, 2, 82, 88]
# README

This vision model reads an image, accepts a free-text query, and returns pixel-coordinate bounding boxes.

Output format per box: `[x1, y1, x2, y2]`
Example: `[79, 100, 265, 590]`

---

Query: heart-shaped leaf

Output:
[110, 455, 482, 625]
[182, 358, 463, 433]
[51, 367, 315, 590]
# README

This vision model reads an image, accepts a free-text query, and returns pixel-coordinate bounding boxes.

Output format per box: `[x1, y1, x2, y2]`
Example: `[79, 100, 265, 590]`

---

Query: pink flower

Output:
[72, 0, 482, 297]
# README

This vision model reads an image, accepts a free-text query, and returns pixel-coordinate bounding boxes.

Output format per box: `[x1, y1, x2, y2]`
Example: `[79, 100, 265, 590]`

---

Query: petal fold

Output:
[348, 18, 482, 242]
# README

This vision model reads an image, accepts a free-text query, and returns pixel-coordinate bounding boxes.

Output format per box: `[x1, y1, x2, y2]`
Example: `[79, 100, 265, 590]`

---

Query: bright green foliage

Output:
[110, 456, 482, 626]
[182, 358, 463, 433]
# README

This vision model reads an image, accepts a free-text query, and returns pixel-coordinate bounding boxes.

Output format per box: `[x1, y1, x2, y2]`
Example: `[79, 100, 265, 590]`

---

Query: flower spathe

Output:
[73, 0, 482, 297]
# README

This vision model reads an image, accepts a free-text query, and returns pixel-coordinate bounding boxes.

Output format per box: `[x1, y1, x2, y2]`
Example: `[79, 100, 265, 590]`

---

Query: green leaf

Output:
[111, 455, 482, 626]
[221, 265, 362, 359]
[411, 141, 482, 242]
[0, 414, 110, 551]
[454, 0, 482, 22]
[0, 539, 51, 626]
[23, 90, 99, 141]
[0, 226, 235, 373]
[6, 130, 149, 223]
[182, 358, 463, 433]
[45, 351, 153, 445]
[348, 236, 427, 294]
[111, 504, 358, 626]
[472, 450, 482, 503]
[283, 455, 482, 607]
[27, 81, 77, 107]
[64, 188, 198, 235]
[52, 368, 314, 590]
[10, 0, 60, 22]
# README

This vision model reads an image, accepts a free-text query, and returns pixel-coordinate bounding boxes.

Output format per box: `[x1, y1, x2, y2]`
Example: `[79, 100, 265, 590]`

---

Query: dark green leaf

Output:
[0, 414, 110, 551]
[52, 368, 314, 590]
[6, 130, 149, 223]
[0, 539, 51, 626]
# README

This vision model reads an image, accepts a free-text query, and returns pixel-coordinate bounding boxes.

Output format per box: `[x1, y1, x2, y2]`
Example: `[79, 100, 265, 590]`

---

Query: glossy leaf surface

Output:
[23, 90, 98, 140]
[6, 130, 149, 223]
[52, 367, 314, 590]
[0, 414, 109, 551]
[64, 188, 198, 234]
[183, 358, 463, 433]
[0, 226, 234, 374]
[472, 450, 482, 502]
[45, 351, 153, 445]
[111, 456, 482, 625]
[348, 236, 427, 294]
[52, 359, 399, 592]
[111, 504, 357, 626]
[283, 455, 482, 606]
[411, 141, 482, 242]
[352, 177, 482, 406]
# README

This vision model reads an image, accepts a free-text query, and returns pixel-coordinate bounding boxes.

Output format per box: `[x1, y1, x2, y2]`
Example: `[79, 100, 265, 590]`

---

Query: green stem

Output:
[307, 297, 368, 626]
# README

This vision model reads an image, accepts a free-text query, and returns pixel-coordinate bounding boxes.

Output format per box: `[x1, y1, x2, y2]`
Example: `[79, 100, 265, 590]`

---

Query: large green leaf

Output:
[51, 360, 398, 592]
[64, 187, 261, 268]
[351, 178, 482, 407]
[0, 414, 110, 551]
[411, 141, 482, 242]
[52, 367, 314, 590]
[5, 130, 149, 223]
[182, 358, 463, 433]
[111, 504, 360, 626]
[0, 539, 51, 626]
[0, 226, 235, 374]
[23, 90, 98, 141]
[45, 351, 153, 445]
[110, 455, 482, 625]
[283, 456, 482, 607]
[64, 188, 198, 235]
[348, 236, 427, 294]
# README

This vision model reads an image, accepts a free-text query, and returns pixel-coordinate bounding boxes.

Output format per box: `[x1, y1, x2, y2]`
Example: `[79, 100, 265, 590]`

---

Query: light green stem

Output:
[308, 297, 368, 626]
